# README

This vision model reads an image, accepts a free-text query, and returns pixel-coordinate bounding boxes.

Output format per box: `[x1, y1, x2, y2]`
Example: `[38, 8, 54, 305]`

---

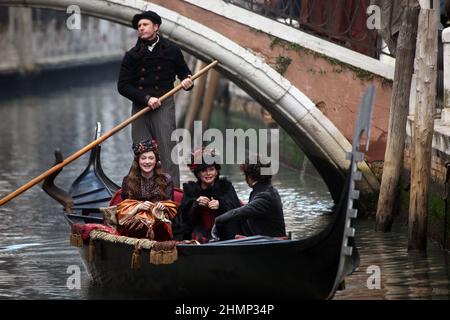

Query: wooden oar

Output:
[0, 60, 219, 206]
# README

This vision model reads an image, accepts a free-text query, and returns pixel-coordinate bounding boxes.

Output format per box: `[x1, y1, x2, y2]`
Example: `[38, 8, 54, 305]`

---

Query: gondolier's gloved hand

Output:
[147, 97, 161, 110]
[181, 75, 193, 90]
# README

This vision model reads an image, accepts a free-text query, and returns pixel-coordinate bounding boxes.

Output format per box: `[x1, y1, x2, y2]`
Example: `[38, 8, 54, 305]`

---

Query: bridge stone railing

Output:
[223, 0, 384, 59]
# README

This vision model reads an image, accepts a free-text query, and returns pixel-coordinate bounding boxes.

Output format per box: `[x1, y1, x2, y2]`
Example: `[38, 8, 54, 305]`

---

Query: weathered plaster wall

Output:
[0, 7, 134, 74]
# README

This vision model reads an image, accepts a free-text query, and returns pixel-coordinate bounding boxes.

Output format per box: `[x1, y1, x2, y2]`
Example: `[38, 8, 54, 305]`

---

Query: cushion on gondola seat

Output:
[71, 223, 119, 241]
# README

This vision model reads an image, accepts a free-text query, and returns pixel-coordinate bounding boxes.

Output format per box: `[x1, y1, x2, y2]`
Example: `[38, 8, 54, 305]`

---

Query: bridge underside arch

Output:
[0, 0, 379, 201]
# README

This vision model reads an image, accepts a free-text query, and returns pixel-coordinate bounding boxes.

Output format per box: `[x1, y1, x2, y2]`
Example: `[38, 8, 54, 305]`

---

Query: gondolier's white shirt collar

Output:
[147, 35, 160, 52]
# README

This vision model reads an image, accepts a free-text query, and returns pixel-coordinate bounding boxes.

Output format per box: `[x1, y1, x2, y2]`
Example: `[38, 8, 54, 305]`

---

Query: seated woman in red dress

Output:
[116, 139, 178, 241]
[176, 148, 242, 243]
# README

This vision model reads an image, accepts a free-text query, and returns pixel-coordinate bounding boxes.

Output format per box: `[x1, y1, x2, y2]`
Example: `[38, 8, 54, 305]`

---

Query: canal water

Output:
[0, 64, 449, 299]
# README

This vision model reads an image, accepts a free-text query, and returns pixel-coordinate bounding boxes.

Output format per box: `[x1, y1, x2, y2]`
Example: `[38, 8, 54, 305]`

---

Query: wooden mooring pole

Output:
[408, 0, 439, 251]
[375, 0, 420, 232]
[184, 60, 207, 131]
[201, 69, 219, 131]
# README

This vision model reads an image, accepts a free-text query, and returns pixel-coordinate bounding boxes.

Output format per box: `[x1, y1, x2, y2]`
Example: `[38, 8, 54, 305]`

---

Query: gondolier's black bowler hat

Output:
[132, 10, 162, 29]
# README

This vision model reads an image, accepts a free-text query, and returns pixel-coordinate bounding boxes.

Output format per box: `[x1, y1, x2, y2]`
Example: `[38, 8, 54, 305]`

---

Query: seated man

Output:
[211, 159, 286, 240]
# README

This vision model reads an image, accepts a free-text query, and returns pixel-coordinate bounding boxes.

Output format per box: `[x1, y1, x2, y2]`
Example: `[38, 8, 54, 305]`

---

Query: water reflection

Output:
[334, 221, 450, 300]
[0, 65, 449, 299]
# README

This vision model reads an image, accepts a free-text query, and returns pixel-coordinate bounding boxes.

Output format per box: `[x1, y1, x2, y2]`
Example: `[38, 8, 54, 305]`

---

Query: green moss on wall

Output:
[268, 36, 388, 83]
[275, 55, 292, 75]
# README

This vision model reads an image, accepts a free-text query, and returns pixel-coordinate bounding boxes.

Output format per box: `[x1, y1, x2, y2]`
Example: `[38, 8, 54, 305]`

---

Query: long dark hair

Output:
[125, 150, 168, 199]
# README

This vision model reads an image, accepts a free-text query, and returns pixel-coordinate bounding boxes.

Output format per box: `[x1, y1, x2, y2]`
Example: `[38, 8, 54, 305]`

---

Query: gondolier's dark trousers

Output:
[131, 96, 180, 188]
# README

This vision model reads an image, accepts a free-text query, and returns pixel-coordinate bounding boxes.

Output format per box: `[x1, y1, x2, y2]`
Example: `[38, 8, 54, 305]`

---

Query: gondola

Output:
[42, 86, 375, 300]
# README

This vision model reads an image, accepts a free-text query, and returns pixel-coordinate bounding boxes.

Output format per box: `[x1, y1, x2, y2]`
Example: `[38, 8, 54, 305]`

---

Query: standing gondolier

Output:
[118, 10, 193, 187]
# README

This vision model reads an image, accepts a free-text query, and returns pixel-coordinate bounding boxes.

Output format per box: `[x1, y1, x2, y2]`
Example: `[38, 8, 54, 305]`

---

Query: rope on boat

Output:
[86, 230, 198, 267]
[89, 230, 157, 249]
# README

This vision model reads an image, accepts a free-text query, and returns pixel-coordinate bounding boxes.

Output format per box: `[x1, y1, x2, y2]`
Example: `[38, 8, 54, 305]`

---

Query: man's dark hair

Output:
[240, 159, 272, 183]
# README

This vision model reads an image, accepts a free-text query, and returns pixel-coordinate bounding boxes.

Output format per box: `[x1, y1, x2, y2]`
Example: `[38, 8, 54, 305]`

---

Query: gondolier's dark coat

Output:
[117, 36, 192, 107]
[215, 181, 286, 239]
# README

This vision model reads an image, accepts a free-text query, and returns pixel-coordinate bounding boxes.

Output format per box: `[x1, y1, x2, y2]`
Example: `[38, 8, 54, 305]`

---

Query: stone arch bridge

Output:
[0, 0, 392, 201]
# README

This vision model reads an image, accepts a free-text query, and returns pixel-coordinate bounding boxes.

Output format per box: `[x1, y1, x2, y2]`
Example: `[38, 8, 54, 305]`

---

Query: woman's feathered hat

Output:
[189, 147, 221, 175]
[132, 139, 158, 155]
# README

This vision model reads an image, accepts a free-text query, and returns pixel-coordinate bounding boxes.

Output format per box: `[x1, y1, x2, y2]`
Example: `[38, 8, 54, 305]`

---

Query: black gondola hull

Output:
[79, 236, 343, 300]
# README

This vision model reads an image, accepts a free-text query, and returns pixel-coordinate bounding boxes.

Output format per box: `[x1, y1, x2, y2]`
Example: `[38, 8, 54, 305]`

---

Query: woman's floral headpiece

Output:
[132, 139, 158, 155]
